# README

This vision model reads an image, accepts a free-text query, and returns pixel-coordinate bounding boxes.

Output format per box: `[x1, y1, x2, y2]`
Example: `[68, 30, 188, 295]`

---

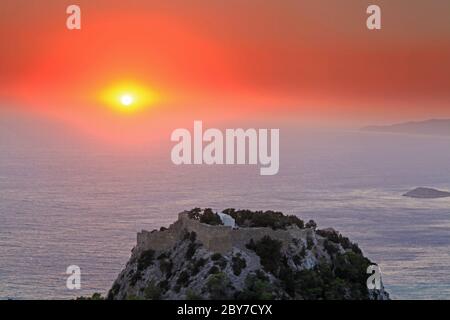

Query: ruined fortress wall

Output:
[135, 212, 308, 254]
[136, 230, 178, 254]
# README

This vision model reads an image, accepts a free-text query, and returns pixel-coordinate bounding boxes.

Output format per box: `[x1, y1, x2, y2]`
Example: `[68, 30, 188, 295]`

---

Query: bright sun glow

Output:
[99, 81, 159, 113]
[120, 94, 134, 106]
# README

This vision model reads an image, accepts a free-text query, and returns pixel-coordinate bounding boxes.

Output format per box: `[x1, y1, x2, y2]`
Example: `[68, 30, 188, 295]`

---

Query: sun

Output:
[99, 81, 159, 113]
[120, 94, 134, 107]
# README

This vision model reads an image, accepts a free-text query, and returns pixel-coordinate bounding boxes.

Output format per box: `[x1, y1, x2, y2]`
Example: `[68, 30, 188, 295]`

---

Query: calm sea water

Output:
[1, 129, 449, 299]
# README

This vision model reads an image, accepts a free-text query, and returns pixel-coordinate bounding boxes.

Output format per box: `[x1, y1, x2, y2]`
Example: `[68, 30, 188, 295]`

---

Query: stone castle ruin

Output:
[133, 211, 312, 256]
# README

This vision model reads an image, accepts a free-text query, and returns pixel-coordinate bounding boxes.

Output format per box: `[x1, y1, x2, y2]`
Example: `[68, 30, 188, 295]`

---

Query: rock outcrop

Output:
[403, 187, 450, 199]
[107, 208, 389, 300]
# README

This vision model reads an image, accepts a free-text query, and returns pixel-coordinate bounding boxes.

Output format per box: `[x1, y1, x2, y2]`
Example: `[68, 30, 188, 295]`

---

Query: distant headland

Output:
[362, 119, 450, 136]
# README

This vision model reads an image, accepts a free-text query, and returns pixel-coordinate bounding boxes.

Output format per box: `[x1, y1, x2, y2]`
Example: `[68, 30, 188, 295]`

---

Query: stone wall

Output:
[134, 212, 309, 255]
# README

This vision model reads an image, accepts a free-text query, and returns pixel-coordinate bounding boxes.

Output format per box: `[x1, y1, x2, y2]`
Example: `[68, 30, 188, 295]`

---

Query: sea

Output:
[1, 128, 449, 299]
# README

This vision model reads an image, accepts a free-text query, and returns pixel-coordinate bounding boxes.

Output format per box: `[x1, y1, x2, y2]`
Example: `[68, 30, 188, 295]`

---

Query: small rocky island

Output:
[403, 187, 450, 199]
[107, 208, 389, 300]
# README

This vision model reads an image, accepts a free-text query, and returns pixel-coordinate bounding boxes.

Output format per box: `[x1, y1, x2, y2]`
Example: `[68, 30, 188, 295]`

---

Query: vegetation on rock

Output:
[246, 236, 283, 274]
[187, 208, 223, 225]
[223, 208, 305, 229]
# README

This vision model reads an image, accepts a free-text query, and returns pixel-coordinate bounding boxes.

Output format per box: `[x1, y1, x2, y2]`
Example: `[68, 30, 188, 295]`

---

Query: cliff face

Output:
[107, 209, 389, 300]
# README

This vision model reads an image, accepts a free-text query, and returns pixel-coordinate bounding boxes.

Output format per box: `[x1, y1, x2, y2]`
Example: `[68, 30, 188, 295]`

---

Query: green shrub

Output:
[323, 278, 350, 300]
[76, 292, 104, 300]
[231, 254, 247, 276]
[334, 252, 371, 287]
[290, 253, 371, 300]
[299, 245, 307, 257]
[186, 289, 203, 300]
[129, 270, 141, 286]
[189, 231, 197, 242]
[210, 253, 227, 269]
[246, 236, 283, 274]
[159, 258, 173, 278]
[278, 259, 298, 297]
[208, 266, 220, 275]
[158, 280, 170, 292]
[294, 268, 325, 299]
[137, 249, 155, 272]
[144, 281, 162, 300]
[324, 240, 339, 256]
[306, 235, 314, 250]
[293, 254, 302, 266]
[305, 220, 317, 230]
[186, 208, 223, 225]
[206, 272, 230, 300]
[316, 229, 362, 254]
[225, 209, 304, 229]
[191, 258, 207, 276]
[191, 208, 308, 229]
[177, 271, 191, 287]
[350, 243, 362, 255]
[186, 242, 201, 260]
[183, 231, 197, 242]
[157, 252, 170, 260]
[107, 282, 120, 299]
[214, 257, 227, 269]
[237, 274, 273, 300]
[186, 208, 202, 220]
[91, 292, 103, 300]
[200, 208, 223, 225]
[211, 253, 223, 261]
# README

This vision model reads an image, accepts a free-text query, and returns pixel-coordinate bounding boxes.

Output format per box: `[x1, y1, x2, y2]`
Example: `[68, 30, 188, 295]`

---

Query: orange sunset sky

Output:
[1, 0, 450, 145]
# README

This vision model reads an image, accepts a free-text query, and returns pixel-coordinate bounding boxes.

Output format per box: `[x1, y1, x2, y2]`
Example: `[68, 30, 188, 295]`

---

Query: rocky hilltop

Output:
[107, 208, 389, 300]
